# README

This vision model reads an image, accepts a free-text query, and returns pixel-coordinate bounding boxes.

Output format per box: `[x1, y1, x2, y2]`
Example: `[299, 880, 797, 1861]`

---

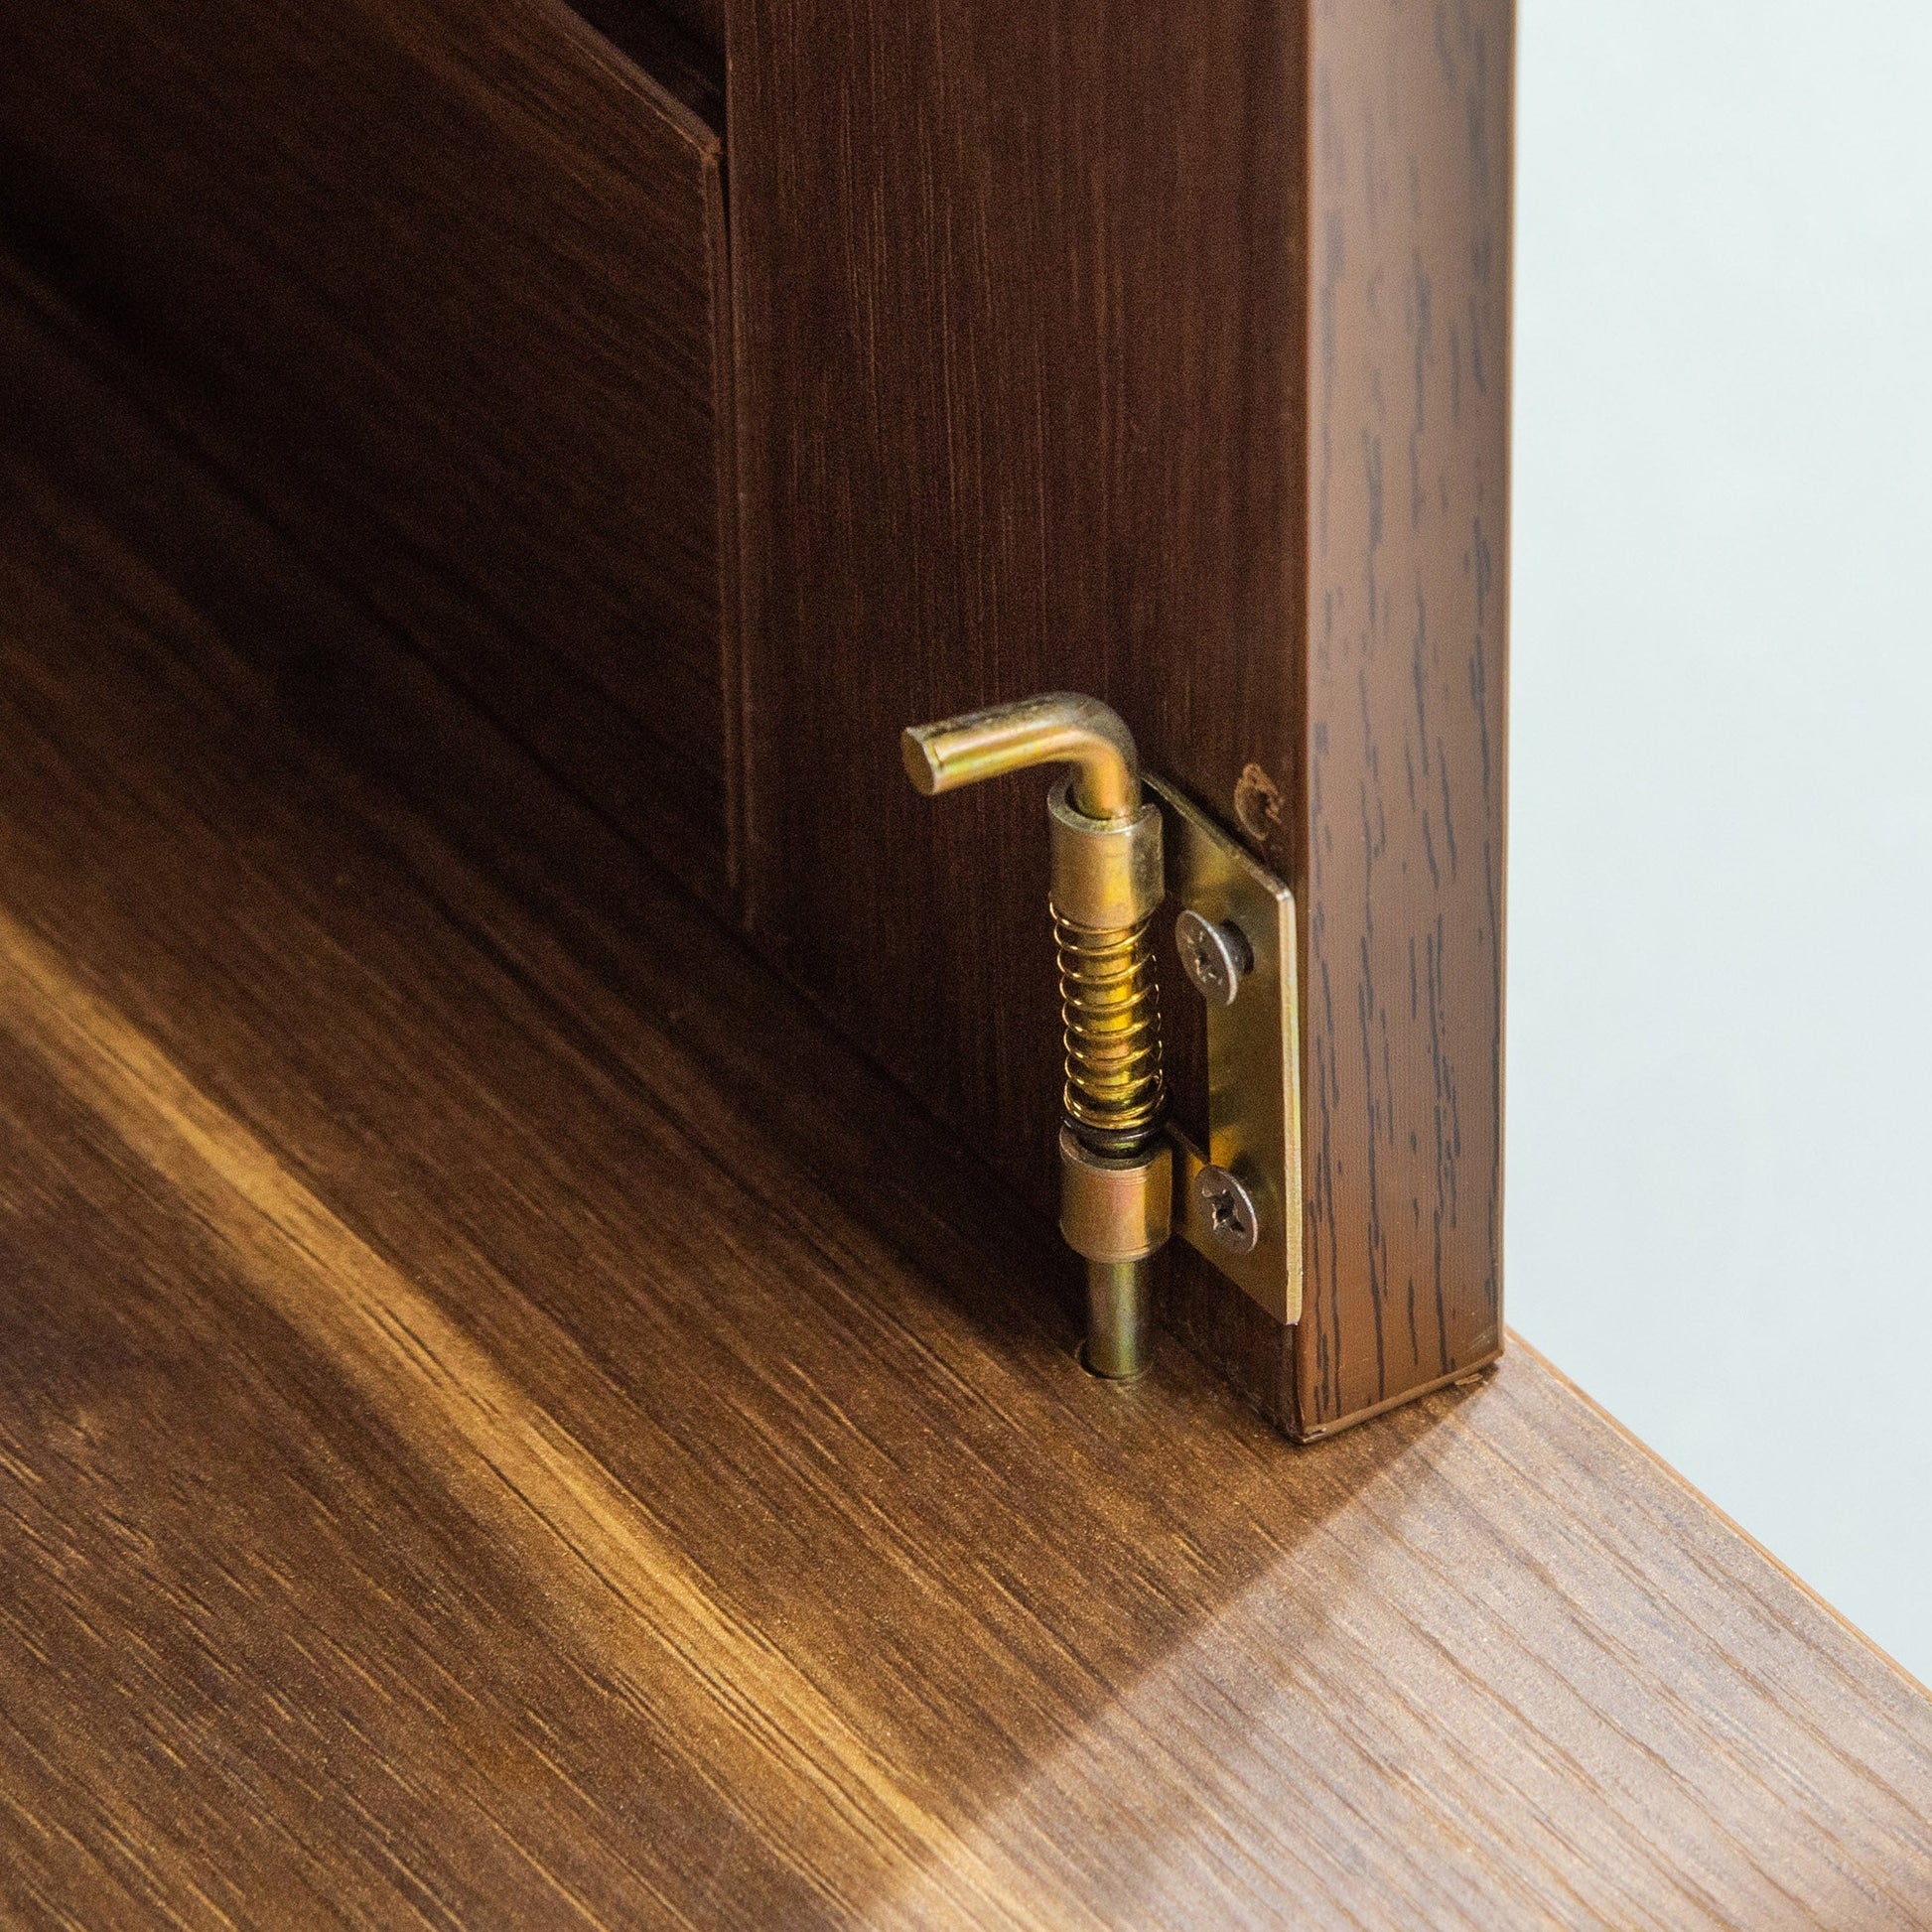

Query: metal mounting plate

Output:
[1147, 775, 1304, 1324]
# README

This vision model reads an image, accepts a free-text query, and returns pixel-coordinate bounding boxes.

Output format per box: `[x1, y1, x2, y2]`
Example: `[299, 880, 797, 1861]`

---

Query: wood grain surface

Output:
[727, 0, 1300, 1223]
[3, 428, 1930, 1929]
[1288, 0, 1512, 1434]
[0, 0, 739, 908]
[6, 0, 1505, 1436]
[727, 0, 1510, 1437]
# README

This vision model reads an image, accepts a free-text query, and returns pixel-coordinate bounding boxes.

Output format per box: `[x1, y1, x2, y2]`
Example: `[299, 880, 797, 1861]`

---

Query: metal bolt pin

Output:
[1194, 1165, 1260, 1256]
[1175, 909, 1253, 1008]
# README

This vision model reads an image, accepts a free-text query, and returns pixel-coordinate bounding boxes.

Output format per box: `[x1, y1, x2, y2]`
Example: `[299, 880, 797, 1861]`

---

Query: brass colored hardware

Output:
[1058, 1126, 1172, 1263]
[1083, 1261, 1155, 1382]
[1053, 897, 1166, 1154]
[1046, 781, 1164, 930]
[1152, 774, 1305, 1323]
[901, 693, 1141, 821]
[1175, 908, 1252, 1008]
[1193, 1164, 1260, 1256]
[900, 694, 1168, 1379]
[900, 697, 1305, 1370]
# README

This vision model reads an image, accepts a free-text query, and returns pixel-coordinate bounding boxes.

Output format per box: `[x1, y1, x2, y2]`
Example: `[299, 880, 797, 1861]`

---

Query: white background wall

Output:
[1509, 1, 1932, 1680]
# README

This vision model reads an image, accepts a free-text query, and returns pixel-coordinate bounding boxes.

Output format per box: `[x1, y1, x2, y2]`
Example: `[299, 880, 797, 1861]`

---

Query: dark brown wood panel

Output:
[727, 0, 1303, 1374]
[1290, 0, 1512, 1434]
[2, 437, 1930, 1928]
[728, 0, 1509, 1435]
[0, 261, 672, 967]
[0, 0, 739, 908]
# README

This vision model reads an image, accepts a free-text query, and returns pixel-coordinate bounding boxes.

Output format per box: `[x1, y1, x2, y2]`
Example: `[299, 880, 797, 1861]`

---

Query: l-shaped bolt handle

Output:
[900, 694, 1170, 1378]
[901, 692, 1142, 822]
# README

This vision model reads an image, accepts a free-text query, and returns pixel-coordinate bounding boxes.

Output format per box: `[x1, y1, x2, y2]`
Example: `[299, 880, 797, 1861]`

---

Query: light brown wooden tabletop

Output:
[2, 442, 1930, 1929]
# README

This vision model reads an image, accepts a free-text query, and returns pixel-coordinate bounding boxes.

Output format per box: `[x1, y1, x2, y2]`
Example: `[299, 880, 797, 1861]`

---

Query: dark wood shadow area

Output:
[0, 0, 739, 911]
[3, 312, 1932, 1928]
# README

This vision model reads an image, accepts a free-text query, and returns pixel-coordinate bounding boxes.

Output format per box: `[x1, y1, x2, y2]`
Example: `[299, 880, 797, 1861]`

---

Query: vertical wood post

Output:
[1289, 1, 1511, 1434]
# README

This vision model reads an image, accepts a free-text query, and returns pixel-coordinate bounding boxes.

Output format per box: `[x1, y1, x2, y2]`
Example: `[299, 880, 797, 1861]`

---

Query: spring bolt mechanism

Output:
[901, 694, 1171, 1378]
[1054, 897, 1165, 1154]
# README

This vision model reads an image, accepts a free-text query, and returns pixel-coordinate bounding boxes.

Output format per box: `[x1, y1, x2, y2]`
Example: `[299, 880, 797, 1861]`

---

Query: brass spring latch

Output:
[902, 695, 1172, 1377]
[902, 691, 1306, 1382]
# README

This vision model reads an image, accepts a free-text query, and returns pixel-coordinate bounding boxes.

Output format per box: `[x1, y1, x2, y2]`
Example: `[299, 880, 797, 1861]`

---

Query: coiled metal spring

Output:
[1053, 907, 1167, 1156]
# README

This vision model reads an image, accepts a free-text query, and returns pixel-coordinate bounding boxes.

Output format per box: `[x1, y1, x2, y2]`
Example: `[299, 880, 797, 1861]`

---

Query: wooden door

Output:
[728, 1, 1512, 1438]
